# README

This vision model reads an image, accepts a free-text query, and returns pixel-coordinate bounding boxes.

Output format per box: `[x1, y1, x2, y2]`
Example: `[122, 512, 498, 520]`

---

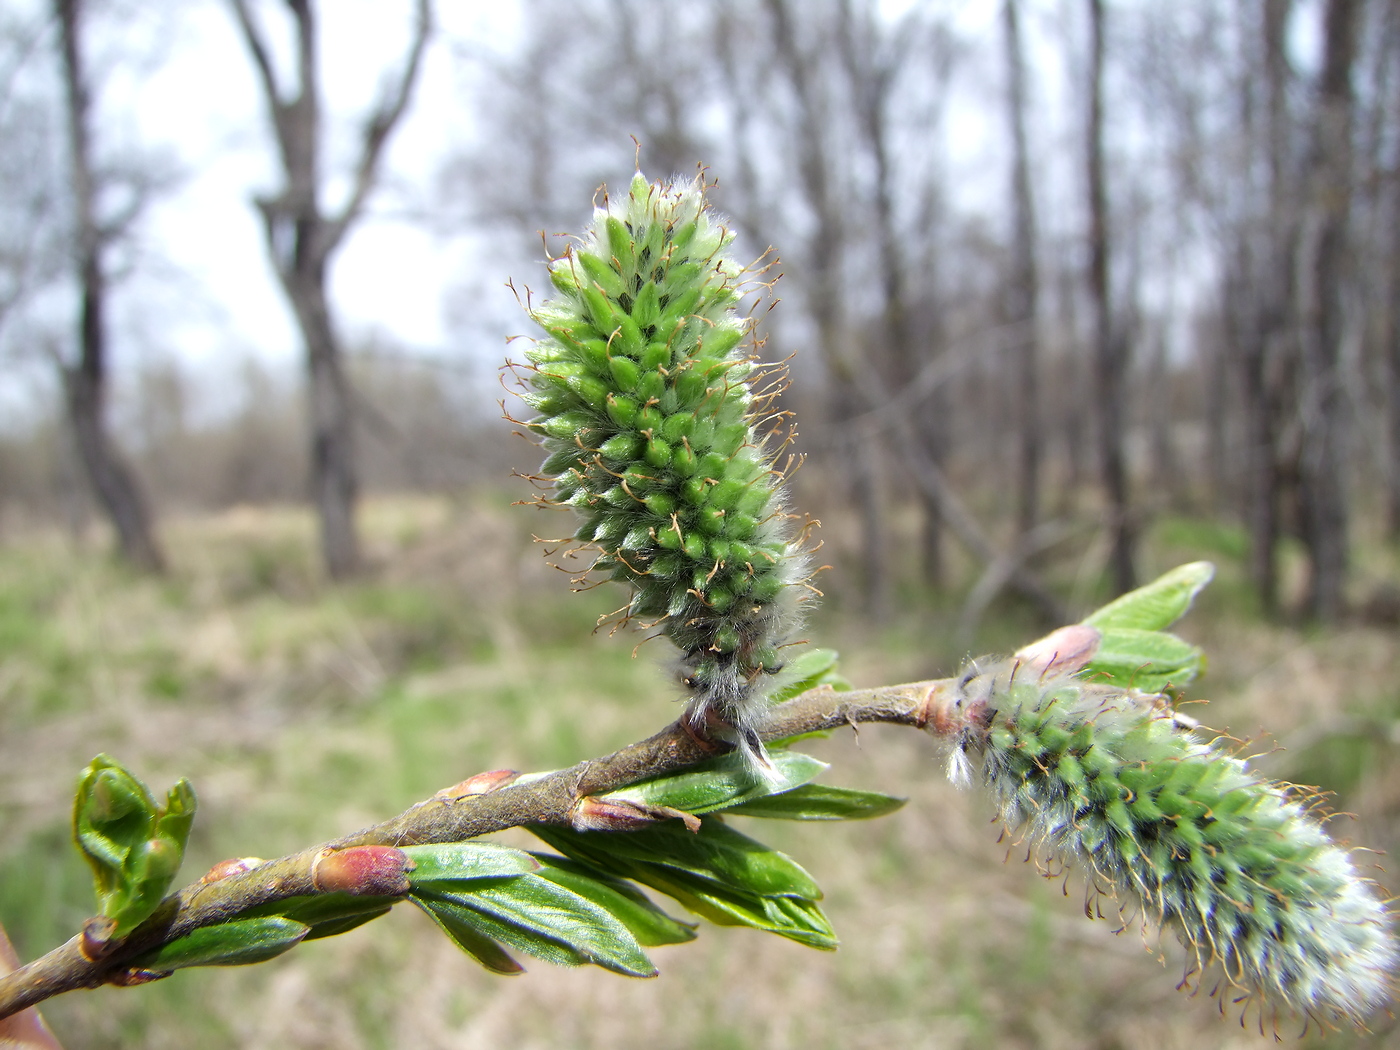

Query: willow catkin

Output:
[944, 658, 1395, 1025]
[516, 172, 811, 772]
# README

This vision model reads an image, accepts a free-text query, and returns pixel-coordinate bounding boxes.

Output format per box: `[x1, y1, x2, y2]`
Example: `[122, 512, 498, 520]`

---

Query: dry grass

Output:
[1, 496, 1397, 1048]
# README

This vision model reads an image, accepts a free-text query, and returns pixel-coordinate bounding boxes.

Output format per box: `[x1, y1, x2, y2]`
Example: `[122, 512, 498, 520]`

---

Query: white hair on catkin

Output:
[942, 656, 1396, 1026]
[519, 172, 814, 778]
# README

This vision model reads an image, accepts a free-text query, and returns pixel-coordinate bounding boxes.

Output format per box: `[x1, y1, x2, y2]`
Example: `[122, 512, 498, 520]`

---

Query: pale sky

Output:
[1, 0, 525, 430]
[123, 0, 520, 380]
[1, 0, 1199, 431]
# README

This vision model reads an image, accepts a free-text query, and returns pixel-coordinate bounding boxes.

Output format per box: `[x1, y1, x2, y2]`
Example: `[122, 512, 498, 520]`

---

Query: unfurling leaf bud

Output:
[72, 755, 197, 936]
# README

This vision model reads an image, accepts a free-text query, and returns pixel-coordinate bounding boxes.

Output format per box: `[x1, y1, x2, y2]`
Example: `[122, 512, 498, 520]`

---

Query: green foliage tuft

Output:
[531, 815, 836, 951]
[72, 755, 196, 936]
[1079, 562, 1211, 692]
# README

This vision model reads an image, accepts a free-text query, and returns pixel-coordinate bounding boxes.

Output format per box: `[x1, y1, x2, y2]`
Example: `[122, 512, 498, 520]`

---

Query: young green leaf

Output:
[108, 837, 183, 936]
[722, 783, 907, 821]
[767, 647, 851, 704]
[412, 895, 525, 975]
[154, 780, 196, 859]
[534, 817, 824, 901]
[126, 917, 308, 971]
[74, 756, 158, 890]
[241, 891, 397, 941]
[599, 750, 828, 816]
[597, 863, 837, 950]
[412, 874, 657, 977]
[402, 841, 540, 885]
[300, 906, 394, 942]
[72, 755, 197, 936]
[415, 887, 590, 971]
[529, 817, 837, 947]
[1084, 626, 1205, 692]
[528, 853, 696, 947]
[1082, 561, 1214, 633]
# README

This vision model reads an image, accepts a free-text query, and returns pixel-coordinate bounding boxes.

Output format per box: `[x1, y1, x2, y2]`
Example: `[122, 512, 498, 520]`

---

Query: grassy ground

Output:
[1, 494, 1397, 1049]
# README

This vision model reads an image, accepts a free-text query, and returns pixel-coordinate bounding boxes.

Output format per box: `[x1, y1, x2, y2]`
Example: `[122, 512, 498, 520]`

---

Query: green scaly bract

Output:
[960, 662, 1395, 1024]
[521, 173, 808, 762]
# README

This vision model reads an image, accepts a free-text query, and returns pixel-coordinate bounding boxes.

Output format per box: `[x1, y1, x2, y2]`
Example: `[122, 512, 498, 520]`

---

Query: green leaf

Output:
[1085, 626, 1206, 692]
[241, 890, 397, 941]
[600, 750, 827, 816]
[413, 873, 657, 977]
[412, 895, 524, 975]
[402, 841, 540, 885]
[300, 905, 394, 941]
[126, 917, 308, 971]
[723, 783, 907, 821]
[529, 853, 696, 947]
[74, 756, 157, 890]
[767, 647, 850, 704]
[108, 837, 182, 935]
[534, 818, 823, 901]
[72, 755, 197, 936]
[1082, 562, 1214, 633]
[529, 817, 836, 949]
[154, 779, 196, 855]
[604, 864, 836, 950]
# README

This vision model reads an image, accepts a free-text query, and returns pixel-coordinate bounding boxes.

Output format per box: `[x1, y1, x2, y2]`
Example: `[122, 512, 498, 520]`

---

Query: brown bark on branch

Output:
[0, 677, 956, 1022]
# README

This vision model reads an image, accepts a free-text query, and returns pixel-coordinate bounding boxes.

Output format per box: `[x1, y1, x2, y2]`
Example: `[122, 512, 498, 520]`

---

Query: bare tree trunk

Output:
[1054, 262, 1087, 506]
[1295, 0, 1360, 621]
[1003, 0, 1041, 540]
[764, 0, 892, 616]
[1237, 0, 1297, 616]
[1389, 170, 1400, 538]
[1202, 314, 1231, 513]
[1085, 0, 1135, 594]
[917, 360, 948, 589]
[1387, 9, 1400, 539]
[1144, 320, 1181, 501]
[230, 0, 430, 580]
[54, 0, 164, 573]
[840, 0, 931, 608]
[1236, 260, 1284, 614]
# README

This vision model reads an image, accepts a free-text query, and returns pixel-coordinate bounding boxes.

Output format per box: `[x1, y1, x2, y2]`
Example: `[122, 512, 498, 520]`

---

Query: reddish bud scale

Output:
[198, 857, 265, 885]
[311, 846, 414, 897]
[435, 769, 521, 799]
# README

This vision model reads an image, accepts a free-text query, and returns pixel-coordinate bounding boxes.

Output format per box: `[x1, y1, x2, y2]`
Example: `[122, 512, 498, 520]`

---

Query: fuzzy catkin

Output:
[518, 173, 809, 768]
[949, 658, 1395, 1025]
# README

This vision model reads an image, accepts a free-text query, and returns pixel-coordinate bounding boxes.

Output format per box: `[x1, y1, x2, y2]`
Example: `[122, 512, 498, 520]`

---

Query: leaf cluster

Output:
[72, 756, 195, 940]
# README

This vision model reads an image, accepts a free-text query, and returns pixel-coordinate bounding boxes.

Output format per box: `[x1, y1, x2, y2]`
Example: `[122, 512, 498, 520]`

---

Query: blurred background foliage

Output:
[1, 499, 1398, 1048]
[2, 0, 1400, 1046]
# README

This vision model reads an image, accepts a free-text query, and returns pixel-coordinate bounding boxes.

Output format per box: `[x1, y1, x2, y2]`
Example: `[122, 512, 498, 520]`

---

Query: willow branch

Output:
[0, 676, 955, 1021]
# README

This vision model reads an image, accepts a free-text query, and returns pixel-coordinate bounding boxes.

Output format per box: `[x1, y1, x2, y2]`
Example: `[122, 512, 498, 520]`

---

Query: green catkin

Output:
[949, 659, 1396, 1026]
[517, 173, 809, 773]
